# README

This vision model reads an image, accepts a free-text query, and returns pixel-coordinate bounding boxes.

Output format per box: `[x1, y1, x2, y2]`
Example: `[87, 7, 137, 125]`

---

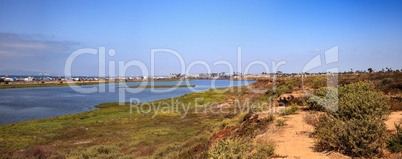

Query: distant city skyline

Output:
[1, 0, 401, 76]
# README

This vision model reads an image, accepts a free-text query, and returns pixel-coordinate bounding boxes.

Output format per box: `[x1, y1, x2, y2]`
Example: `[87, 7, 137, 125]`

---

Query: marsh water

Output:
[0, 80, 254, 125]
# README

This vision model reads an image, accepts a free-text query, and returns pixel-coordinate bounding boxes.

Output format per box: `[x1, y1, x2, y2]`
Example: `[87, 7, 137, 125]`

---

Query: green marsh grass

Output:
[0, 87, 249, 158]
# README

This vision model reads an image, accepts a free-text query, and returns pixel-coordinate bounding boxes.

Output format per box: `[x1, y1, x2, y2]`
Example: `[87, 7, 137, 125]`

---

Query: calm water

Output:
[0, 80, 255, 125]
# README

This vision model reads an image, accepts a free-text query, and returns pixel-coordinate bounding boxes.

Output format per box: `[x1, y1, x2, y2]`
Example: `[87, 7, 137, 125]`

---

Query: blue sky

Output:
[0, 0, 401, 76]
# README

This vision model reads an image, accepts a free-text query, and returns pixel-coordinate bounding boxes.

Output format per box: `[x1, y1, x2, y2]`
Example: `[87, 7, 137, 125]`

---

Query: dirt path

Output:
[385, 111, 402, 131]
[257, 110, 402, 158]
[257, 111, 348, 159]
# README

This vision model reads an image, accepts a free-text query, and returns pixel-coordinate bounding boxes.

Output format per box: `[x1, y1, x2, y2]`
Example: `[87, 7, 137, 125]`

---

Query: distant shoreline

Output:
[0, 78, 259, 90]
[118, 85, 196, 89]
[0, 79, 194, 90]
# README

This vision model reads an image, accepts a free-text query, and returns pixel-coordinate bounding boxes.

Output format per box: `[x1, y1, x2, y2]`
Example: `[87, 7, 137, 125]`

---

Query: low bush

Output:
[312, 77, 326, 89]
[313, 82, 390, 157]
[306, 87, 338, 111]
[19, 145, 54, 159]
[208, 138, 253, 158]
[383, 82, 402, 95]
[265, 80, 297, 98]
[379, 78, 393, 89]
[276, 119, 286, 126]
[315, 115, 387, 157]
[389, 97, 402, 111]
[236, 114, 275, 138]
[253, 140, 275, 158]
[303, 111, 322, 127]
[280, 103, 299, 116]
[208, 138, 275, 159]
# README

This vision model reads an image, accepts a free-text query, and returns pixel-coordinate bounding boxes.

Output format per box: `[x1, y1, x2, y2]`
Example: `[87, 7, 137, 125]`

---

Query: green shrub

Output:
[387, 124, 402, 153]
[389, 98, 402, 111]
[303, 111, 322, 127]
[306, 87, 338, 111]
[314, 82, 390, 157]
[253, 141, 275, 158]
[265, 81, 296, 98]
[208, 138, 253, 158]
[334, 82, 389, 120]
[315, 115, 387, 157]
[276, 119, 286, 126]
[312, 77, 326, 89]
[208, 138, 275, 159]
[236, 114, 275, 138]
[379, 78, 393, 88]
[280, 103, 299, 116]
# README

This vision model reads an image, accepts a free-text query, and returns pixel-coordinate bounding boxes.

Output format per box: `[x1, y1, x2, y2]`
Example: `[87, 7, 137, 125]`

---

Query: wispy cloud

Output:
[0, 33, 78, 74]
[0, 32, 77, 57]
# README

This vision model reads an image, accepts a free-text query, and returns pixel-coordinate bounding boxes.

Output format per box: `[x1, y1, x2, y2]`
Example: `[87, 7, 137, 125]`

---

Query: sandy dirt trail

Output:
[257, 110, 402, 158]
[386, 111, 402, 131]
[257, 111, 348, 159]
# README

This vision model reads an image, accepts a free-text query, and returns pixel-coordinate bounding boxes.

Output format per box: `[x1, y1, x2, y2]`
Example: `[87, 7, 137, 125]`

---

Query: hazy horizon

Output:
[1, 0, 401, 76]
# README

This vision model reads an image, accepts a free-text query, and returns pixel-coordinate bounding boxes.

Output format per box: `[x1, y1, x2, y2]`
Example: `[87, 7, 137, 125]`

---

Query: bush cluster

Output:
[306, 87, 338, 111]
[265, 81, 296, 98]
[280, 103, 299, 116]
[208, 138, 275, 158]
[303, 111, 322, 127]
[312, 82, 390, 157]
[312, 77, 326, 89]
[379, 78, 393, 89]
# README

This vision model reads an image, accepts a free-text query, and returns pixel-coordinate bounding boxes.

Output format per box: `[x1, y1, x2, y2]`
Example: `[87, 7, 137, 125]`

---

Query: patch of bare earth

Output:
[385, 111, 402, 132]
[381, 111, 402, 158]
[255, 109, 402, 159]
[256, 110, 349, 159]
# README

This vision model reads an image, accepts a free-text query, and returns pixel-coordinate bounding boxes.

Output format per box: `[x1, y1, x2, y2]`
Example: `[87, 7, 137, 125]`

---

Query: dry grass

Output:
[18, 145, 54, 159]
[302, 111, 323, 127]
[135, 145, 157, 157]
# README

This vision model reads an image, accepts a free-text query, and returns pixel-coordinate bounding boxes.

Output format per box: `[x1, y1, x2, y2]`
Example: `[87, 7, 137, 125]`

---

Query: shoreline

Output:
[0, 80, 256, 126]
[0, 78, 257, 90]
[0, 83, 254, 157]
[0, 79, 196, 90]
